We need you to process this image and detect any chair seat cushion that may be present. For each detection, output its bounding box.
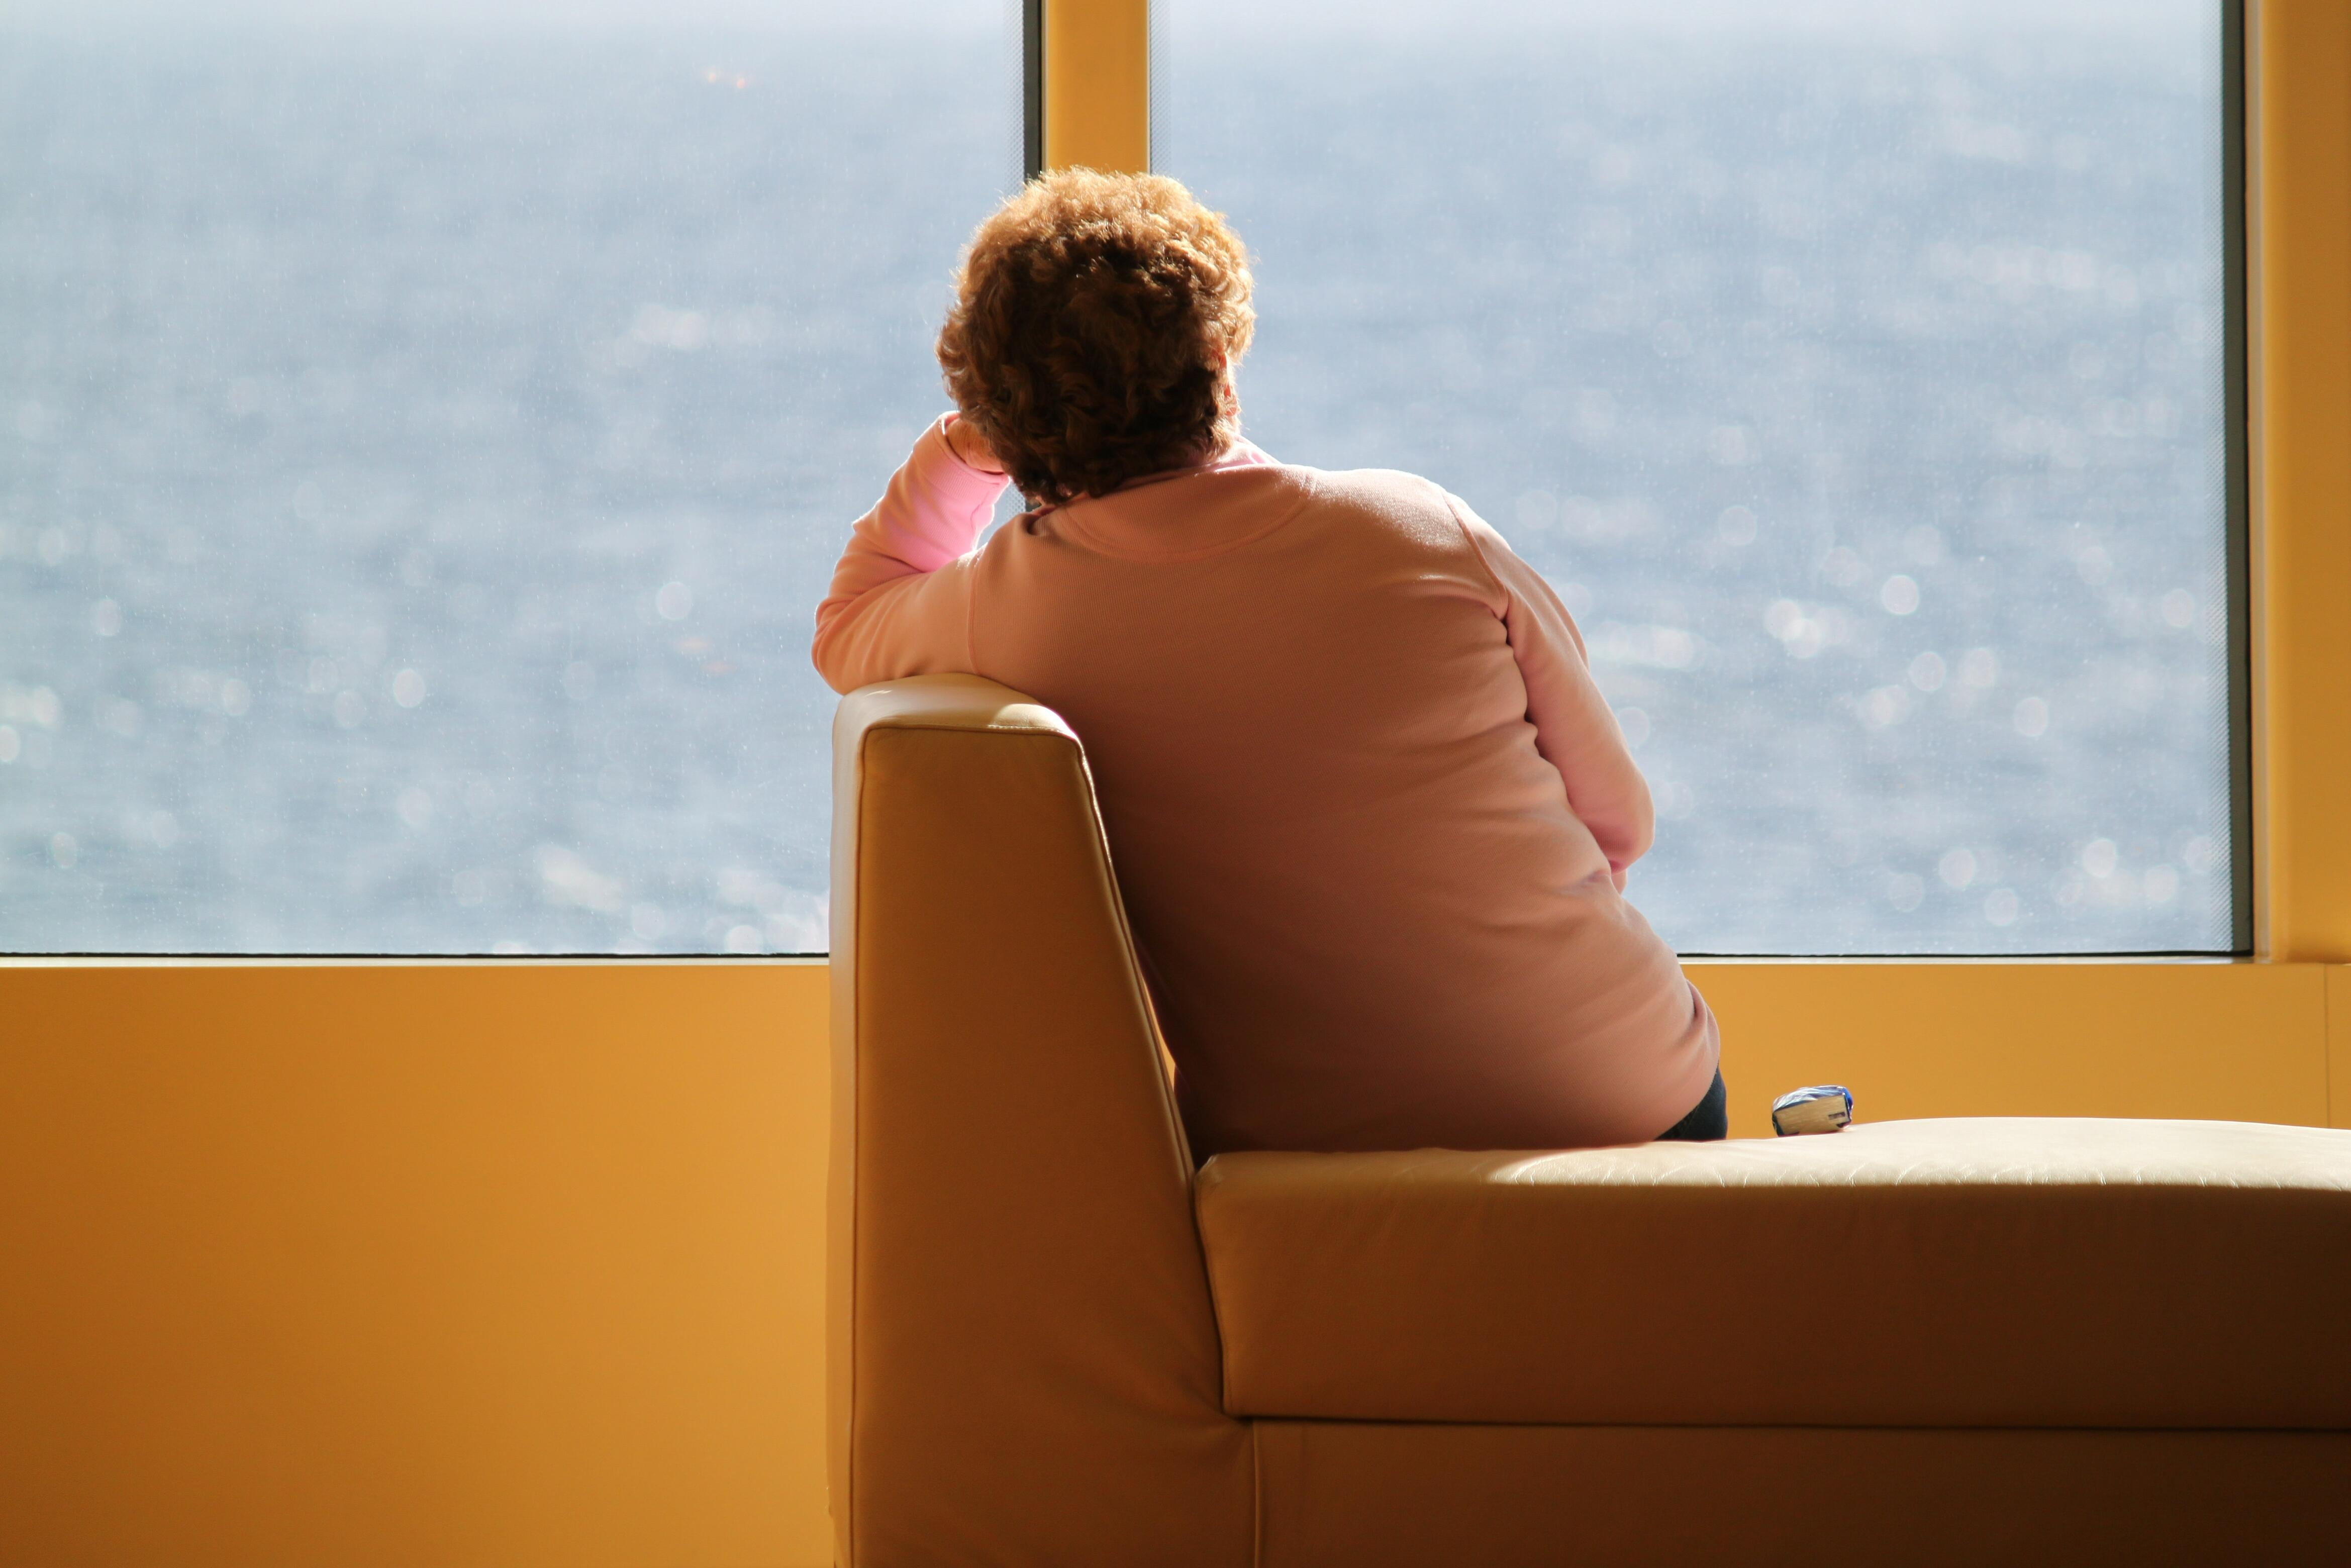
[1194,1117,2351,1429]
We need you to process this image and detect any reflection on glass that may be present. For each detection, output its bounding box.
[1162,0,2235,954]
[0,3,1013,952]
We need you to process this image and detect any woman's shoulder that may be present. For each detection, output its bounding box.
[1289,462,1478,552]
[1194,438,1456,525]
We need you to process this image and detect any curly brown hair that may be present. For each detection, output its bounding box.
[937,168,1255,506]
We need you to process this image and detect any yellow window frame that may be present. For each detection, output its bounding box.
[2,6,2345,1565]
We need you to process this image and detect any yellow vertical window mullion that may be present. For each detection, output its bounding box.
[1040,0,1152,175]
[2251,0,2351,966]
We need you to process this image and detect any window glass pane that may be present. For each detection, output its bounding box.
[1162,0,2236,954]
[1,2,1013,952]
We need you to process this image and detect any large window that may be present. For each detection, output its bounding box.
[5,1,2243,958]
[0,2,1014,952]
[1162,0,2242,954]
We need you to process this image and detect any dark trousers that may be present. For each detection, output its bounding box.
[1654,1067,1728,1142]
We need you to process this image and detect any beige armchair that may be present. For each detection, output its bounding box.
[828,674,2351,1567]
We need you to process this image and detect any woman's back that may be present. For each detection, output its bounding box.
[815,425,1718,1156]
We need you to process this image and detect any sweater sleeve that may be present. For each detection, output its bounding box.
[1449,496,1655,878]
[811,414,1012,695]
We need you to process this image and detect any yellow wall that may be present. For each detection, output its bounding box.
[1,963,830,1567]
[2,959,2342,1568]
[1703,960,2332,1135]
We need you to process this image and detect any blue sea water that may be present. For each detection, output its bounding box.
[0,11,2234,954]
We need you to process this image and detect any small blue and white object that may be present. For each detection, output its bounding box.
[1771,1084,1853,1136]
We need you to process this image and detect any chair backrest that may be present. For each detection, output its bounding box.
[828,675,1249,1567]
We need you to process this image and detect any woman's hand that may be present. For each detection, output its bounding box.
[943,415,1005,475]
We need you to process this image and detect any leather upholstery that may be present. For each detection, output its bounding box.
[1252,1422,2351,1567]
[829,677,1248,1568]
[831,675,2351,1565]
[1198,1119,2351,1428]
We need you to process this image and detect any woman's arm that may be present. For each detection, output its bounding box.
[811,415,1012,694]
[1450,498,1654,884]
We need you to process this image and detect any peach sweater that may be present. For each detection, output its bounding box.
[815,417,1719,1155]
